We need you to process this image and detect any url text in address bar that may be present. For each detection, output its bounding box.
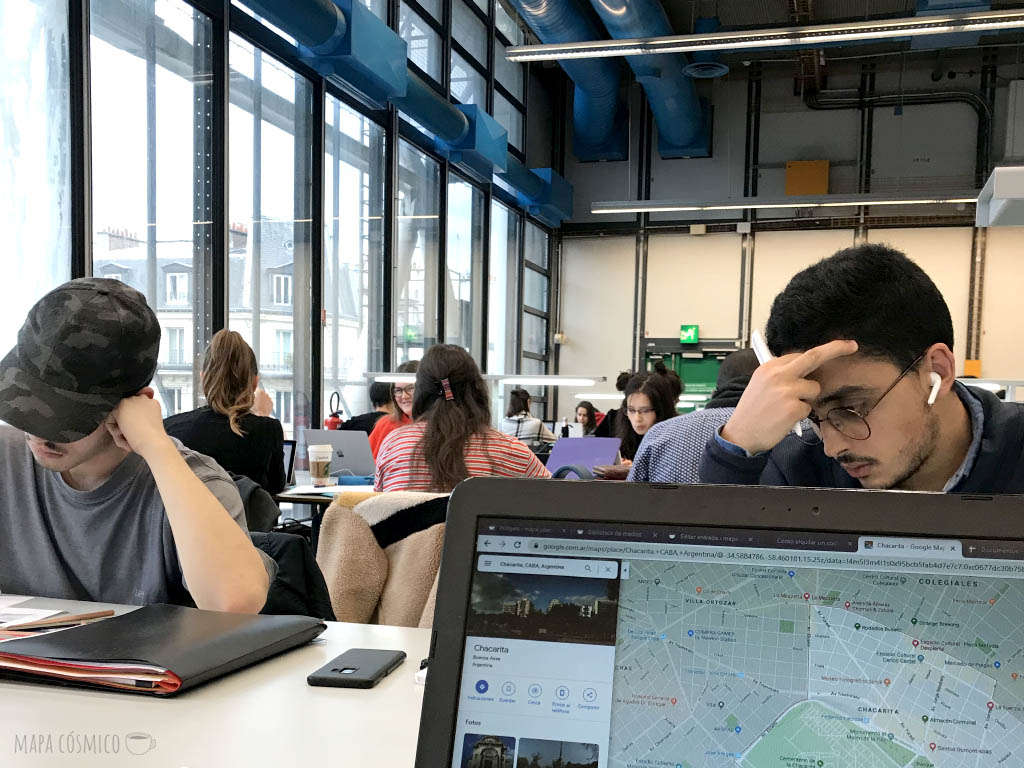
[521,538,1024,577]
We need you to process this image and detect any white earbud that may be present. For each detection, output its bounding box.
[927,372,941,406]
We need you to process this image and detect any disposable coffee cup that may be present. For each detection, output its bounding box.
[308,444,333,487]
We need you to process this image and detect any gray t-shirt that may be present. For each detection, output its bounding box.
[0,425,275,606]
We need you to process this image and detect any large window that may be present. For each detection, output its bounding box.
[90,0,214,418]
[522,222,551,415]
[399,3,442,83]
[323,96,385,422]
[228,35,314,439]
[446,178,485,359]
[395,141,441,364]
[0,0,71,356]
[487,201,520,375]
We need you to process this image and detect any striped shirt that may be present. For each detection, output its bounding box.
[375,422,552,492]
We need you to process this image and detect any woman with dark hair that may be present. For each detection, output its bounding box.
[501,388,557,445]
[575,401,598,436]
[653,360,684,401]
[368,360,420,459]
[617,372,678,462]
[165,329,285,493]
[594,370,633,438]
[375,345,551,492]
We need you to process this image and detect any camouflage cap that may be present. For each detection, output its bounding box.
[0,278,160,443]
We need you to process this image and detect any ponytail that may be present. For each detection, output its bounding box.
[411,345,491,491]
[201,330,259,437]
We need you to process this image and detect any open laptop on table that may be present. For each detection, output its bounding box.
[303,428,375,478]
[281,439,297,487]
[417,479,1024,768]
[545,437,620,476]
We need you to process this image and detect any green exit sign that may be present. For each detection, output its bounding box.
[680,324,700,344]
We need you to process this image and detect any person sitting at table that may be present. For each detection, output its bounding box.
[375,345,551,492]
[594,370,632,438]
[500,388,557,445]
[340,382,393,434]
[165,329,285,494]
[576,400,598,436]
[369,360,419,460]
[0,278,274,611]
[618,372,678,463]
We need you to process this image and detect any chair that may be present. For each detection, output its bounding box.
[231,473,281,533]
[316,491,449,628]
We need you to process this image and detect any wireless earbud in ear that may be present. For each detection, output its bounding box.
[927,372,941,406]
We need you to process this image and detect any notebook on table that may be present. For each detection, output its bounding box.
[0,603,325,695]
[416,478,1024,768]
[545,437,621,475]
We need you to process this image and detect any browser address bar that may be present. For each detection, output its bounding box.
[524,538,1024,576]
[477,555,618,579]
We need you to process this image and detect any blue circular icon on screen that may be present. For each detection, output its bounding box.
[995,661,1002,668]
[788,571,795,577]
[557,686,570,700]
[735,726,742,734]
[688,630,695,637]
[475,680,489,694]
[918,655,925,662]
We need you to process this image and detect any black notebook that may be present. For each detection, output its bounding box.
[0,604,326,695]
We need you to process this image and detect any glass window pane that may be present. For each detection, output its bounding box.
[90,0,212,419]
[323,96,385,424]
[395,141,441,364]
[525,221,549,269]
[520,357,547,407]
[494,39,524,101]
[228,36,315,441]
[488,201,520,375]
[361,0,388,20]
[493,91,523,151]
[496,0,522,44]
[524,268,548,312]
[416,0,441,19]
[446,178,485,359]
[523,313,547,356]
[453,1,487,65]
[0,0,71,357]
[451,51,486,106]
[400,3,442,82]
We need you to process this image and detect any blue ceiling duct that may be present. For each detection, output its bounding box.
[589,0,710,159]
[509,0,628,161]
[236,0,573,225]
[913,0,990,49]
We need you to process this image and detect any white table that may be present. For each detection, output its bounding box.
[0,598,431,767]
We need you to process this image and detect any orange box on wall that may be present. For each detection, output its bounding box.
[785,160,830,196]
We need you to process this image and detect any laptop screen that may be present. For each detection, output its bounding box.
[282,439,296,485]
[450,517,1024,768]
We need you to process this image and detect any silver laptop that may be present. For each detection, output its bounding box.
[304,429,375,477]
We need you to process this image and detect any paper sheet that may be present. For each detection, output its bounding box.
[0,608,61,628]
[279,483,373,497]
[0,596,30,609]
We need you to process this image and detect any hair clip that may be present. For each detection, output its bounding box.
[440,378,454,401]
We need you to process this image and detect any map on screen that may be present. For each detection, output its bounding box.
[611,560,1023,768]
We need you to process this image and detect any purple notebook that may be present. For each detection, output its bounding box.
[545,437,622,472]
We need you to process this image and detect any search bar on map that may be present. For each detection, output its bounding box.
[477,555,618,579]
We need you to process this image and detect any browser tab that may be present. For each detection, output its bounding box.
[857,536,962,558]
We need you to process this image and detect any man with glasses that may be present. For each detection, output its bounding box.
[700,244,1024,493]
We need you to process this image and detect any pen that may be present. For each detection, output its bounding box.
[751,329,803,438]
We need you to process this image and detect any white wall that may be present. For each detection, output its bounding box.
[750,230,855,336]
[867,228,973,375]
[644,233,742,339]
[981,227,1024,379]
[558,236,637,410]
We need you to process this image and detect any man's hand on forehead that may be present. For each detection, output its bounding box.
[720,340,859,455]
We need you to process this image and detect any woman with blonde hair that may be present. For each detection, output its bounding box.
[165,329,285,493]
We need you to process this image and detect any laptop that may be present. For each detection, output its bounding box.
[303,429,375,477]
[545,437,620,474]
[416,479,1024,768]
[281,439,297,486]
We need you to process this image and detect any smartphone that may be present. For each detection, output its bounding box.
[307,649,407,689]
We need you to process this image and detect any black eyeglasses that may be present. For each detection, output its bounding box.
[802,353,926,442]
[392,385,415,397]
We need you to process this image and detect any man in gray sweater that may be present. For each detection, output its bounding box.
[0,278,273,610]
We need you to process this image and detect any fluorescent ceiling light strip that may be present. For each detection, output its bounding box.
[678,394,710,402]
[592,195,978,215]
[374,374,417,383]
[501,377,596,387]
[575,393,625,401]
[506,10,1024,62]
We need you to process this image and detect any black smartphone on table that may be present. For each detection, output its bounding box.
[307,648,407,689]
